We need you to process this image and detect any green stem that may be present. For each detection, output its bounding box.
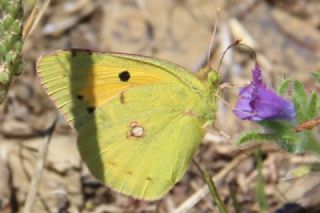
[204,171,228,213]
[255,149,268,211]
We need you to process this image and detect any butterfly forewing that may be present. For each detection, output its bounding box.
[37,49,214,200]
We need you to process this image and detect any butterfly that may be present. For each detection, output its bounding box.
[36,49,219,200]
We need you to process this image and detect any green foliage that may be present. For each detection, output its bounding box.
[235,132,277,145]
[313,71,320,83]
[236,74,320,155]
[313,71,320,112]
[293,80,307,121]
[0,0,24,103]
[278,78,292,96]
[307,93,317,120]
[291,77,320,154]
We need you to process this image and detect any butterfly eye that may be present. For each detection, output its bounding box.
[119,70,130,82]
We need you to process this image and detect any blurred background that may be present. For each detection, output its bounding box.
[1,0,320,212]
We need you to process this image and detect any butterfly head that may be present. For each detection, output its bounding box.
[195,69,220,125]
[207,69,220,90]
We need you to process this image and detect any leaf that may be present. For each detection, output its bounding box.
[278,78,292,96]
[306,93,317,120]
[257,120,298,153]
[235,132,277,145]
[293,80,307,121]
[276,135,299,153]
[313,71,320,84]
[259,120,289,133]
[293,80,307,106]
[289,166,312,179]
[304,132,320,154]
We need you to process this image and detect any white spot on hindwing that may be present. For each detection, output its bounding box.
[127,121,145,139]
[131,126,144,137]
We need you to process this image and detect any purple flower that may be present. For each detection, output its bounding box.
[233,65,295,121]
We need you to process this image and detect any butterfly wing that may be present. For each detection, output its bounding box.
[37,49,213,200]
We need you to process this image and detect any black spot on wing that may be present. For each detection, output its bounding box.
[76,95,84,100]
[119,70,130,82]
[70,49,93,57]
[86,107,95,114]
[70,50,78,57]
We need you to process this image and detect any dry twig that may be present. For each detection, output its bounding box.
[23,117,57,213]
[174,151,252,213]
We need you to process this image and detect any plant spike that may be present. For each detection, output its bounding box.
[0,0,24,103]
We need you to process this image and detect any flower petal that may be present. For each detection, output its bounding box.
[233,65,295,121]
[252,65,264,86]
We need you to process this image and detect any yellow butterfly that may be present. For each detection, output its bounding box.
[37,49,219,200]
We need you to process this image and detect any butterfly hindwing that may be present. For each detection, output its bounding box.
[78,83,205,199]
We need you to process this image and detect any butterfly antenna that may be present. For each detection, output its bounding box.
[238,43,258,64]
[217,39,240,71]
[218,40,258,71]
[206,8,221,71]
